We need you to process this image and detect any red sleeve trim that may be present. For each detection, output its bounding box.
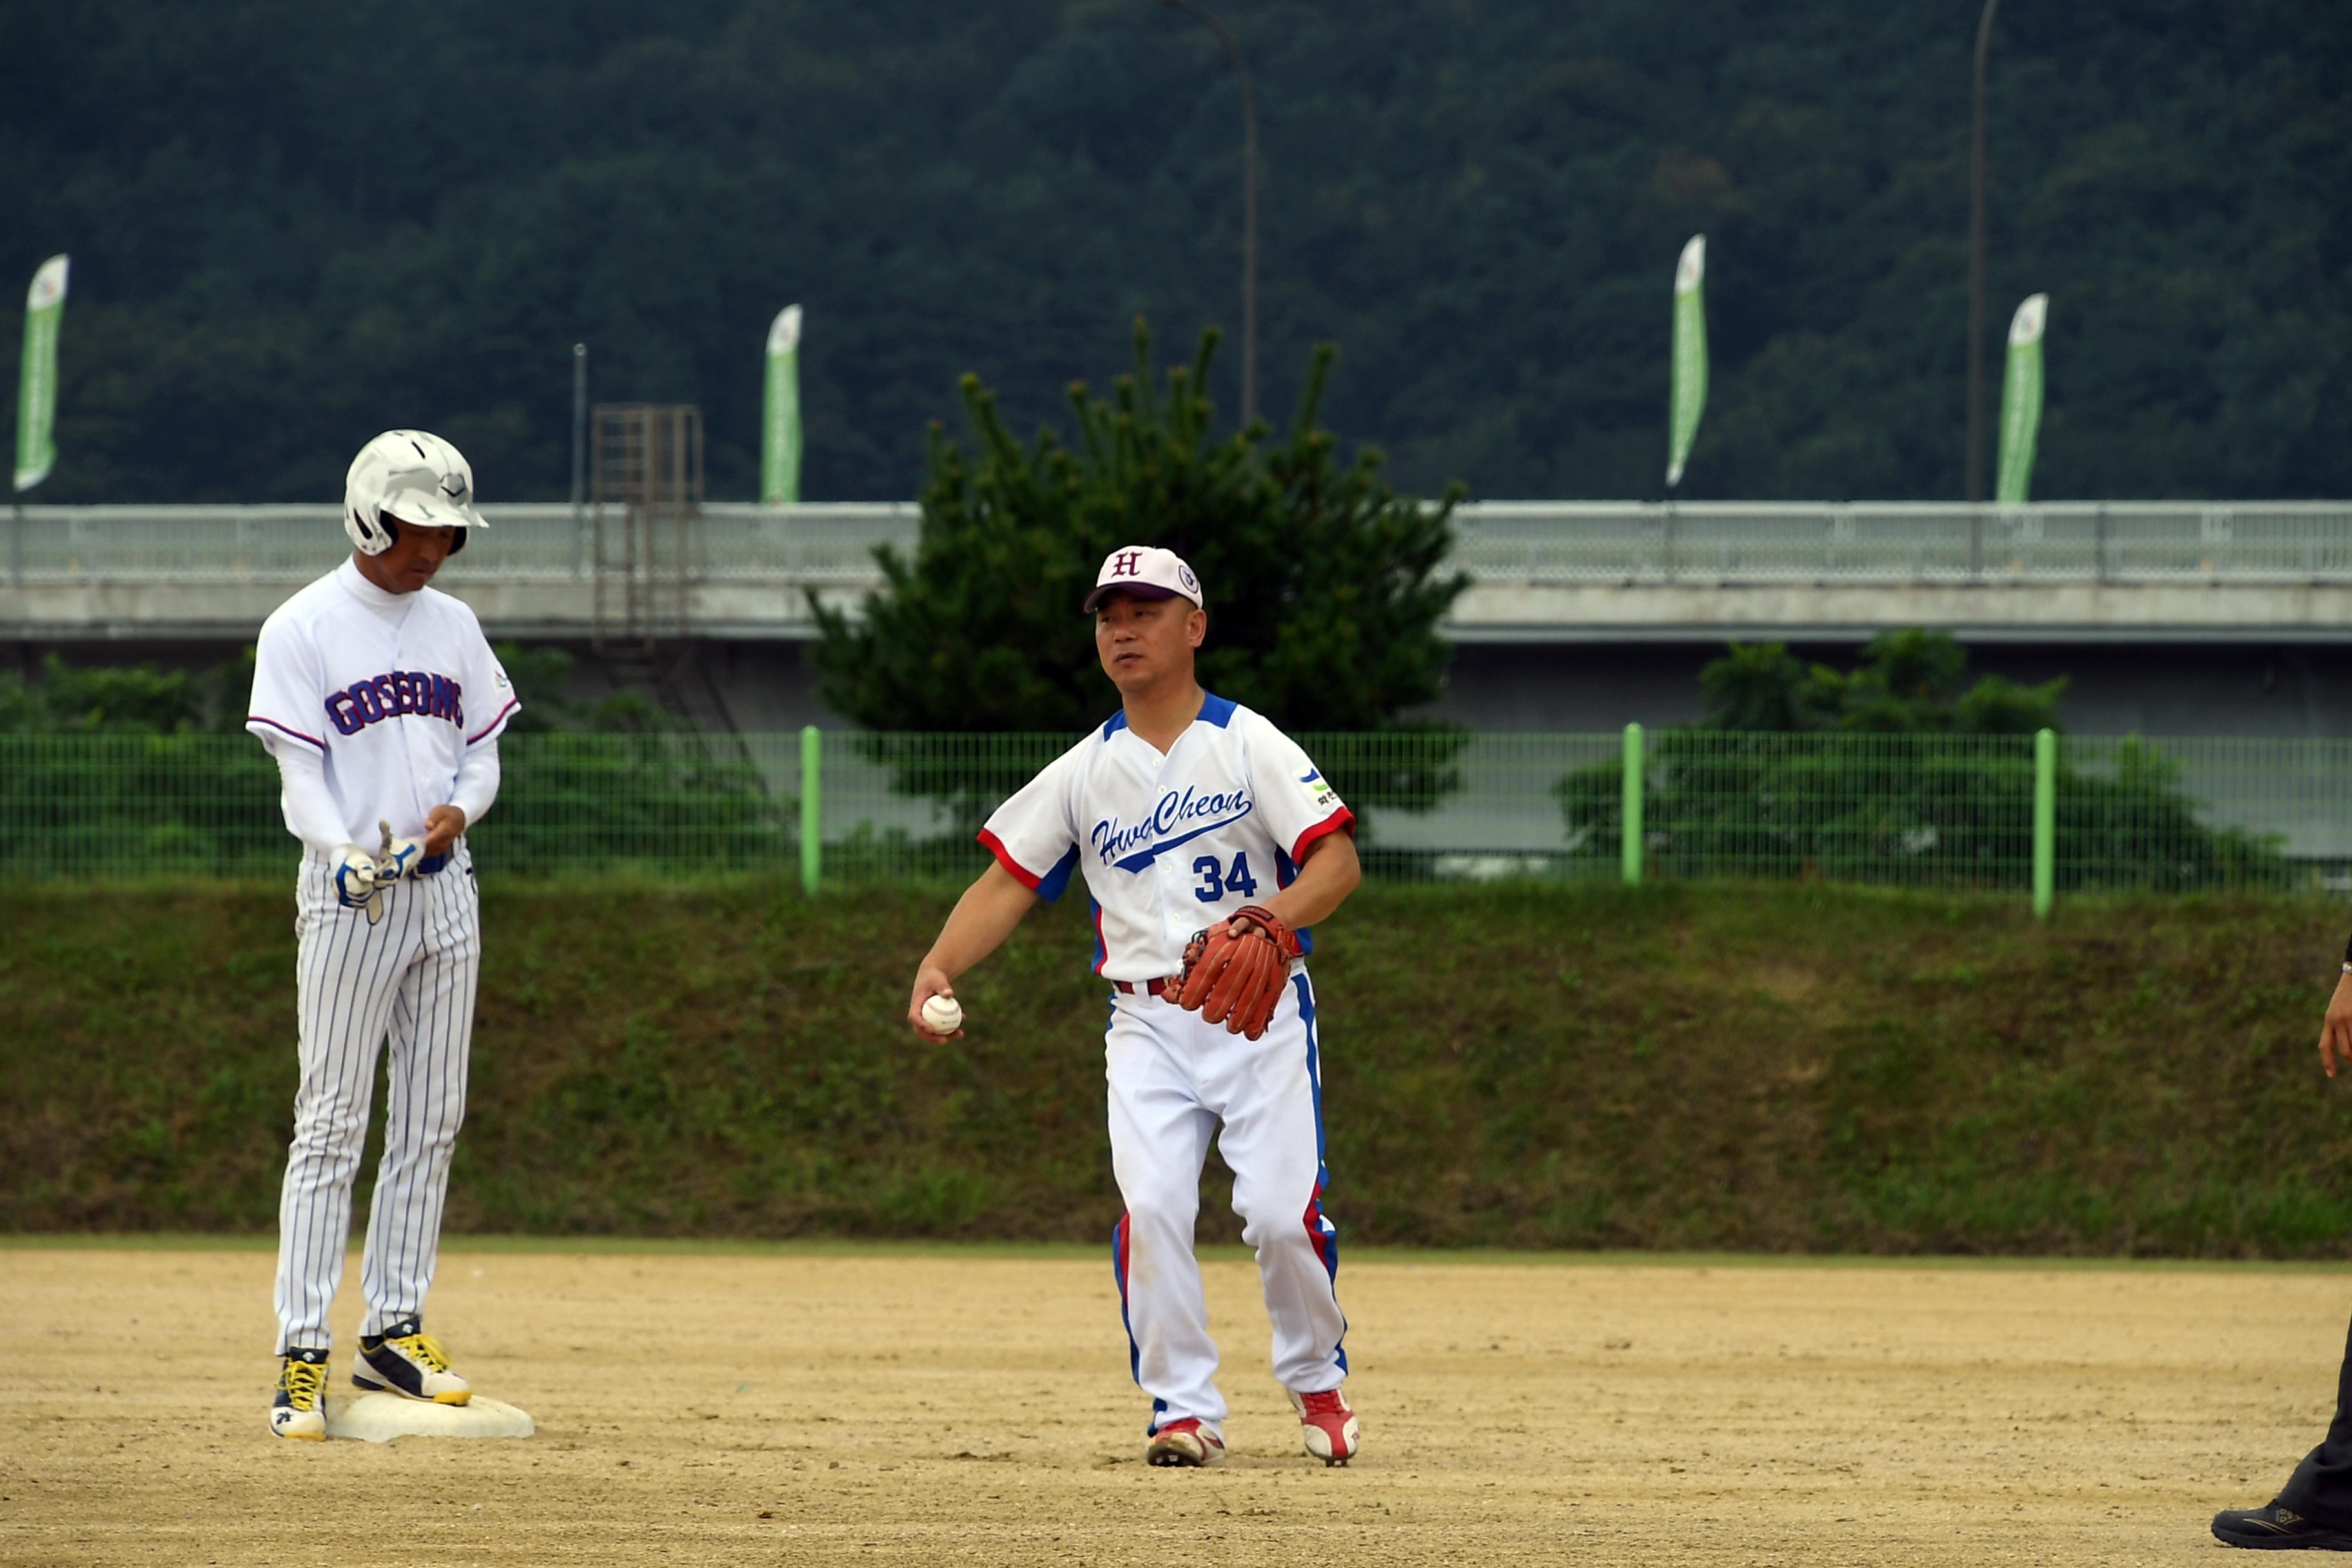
[466,696,522,745]
[1289,806,1357,866]
[977,827,1044,891]
[248,716,326,751]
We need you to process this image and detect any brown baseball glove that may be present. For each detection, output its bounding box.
[1175,905,1303,1040]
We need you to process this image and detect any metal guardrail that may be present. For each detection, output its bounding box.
[0,502,919,587]
[7,500,2352,589]
[1451,501,2352,583]
[1,729,2340,895]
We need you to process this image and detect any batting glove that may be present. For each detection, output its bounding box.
[331,845,384,910]
[379,835,426,881]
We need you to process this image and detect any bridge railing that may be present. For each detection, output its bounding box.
[0,502,919,586]
[1451,502,2352,583]
[7,501,2352,588]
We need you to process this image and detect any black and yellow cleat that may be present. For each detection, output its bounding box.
[2212,1503,2352,1550]
[353,1317,471,1406]
[270,1348,329,1440]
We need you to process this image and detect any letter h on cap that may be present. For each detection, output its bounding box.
[1111,550,1144,577]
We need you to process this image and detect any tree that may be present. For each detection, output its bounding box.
[9,1,2352,504]
[471,645,785,872]
[1556,633,2286,890]
[812,321,1469,841]
[0,651,250,735]
[1695,630,2065,735]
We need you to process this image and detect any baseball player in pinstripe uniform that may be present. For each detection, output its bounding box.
[906,545,1364,1468]
[246,430,520,1440]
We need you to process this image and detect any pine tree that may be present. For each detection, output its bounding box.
[814,319,1465,733]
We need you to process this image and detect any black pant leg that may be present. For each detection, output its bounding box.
[2275,1311,2352,1529]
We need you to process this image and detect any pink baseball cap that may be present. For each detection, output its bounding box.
[1082,545,1205,614]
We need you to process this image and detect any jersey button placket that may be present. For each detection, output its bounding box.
[1133,740,1171,969]
[1162,854,1195,959]
[389,628,431,839]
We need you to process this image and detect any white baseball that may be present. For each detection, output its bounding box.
[920,994,964,1033]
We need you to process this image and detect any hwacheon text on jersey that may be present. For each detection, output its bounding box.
[324,671,464,736]
[1092,785,1254,871]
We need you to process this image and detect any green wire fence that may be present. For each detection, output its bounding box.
[1,727,2339,910]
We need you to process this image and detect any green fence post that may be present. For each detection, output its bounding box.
[1622,722,1645,886]
[799,725,822,897]
[2032,727,2055,919]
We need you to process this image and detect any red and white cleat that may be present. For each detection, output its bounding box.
[1289,1386,1360,1465]
[1145,1417,1228,1467]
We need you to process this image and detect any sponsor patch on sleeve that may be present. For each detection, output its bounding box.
[1298,767,1341,812]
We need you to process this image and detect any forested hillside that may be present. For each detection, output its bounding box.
[3,0,2344,504]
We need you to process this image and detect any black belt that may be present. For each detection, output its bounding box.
[415,851,450,876]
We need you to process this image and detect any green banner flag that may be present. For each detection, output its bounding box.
[1665,235,1707,489]
[14,254,68,493]
[761,304,803,504]
[1995,293,2047,505]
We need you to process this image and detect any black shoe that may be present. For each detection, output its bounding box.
[352,1316,471,1405]
[2213,1504,2352,1550]
[268,1348,329,1440]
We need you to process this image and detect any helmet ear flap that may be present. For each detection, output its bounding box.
[344,501,395,556]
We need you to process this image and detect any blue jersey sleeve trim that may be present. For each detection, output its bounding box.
[1197,692,1237,728]
[1100,710,1130,740]
[1273,844,1316,956]
[1036,844,1080,903]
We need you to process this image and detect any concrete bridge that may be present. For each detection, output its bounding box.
[7,500,2351,644]
[5,500,2348,739]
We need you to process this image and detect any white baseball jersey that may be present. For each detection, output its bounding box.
[978,693,1353,979]
[246,559,519,845]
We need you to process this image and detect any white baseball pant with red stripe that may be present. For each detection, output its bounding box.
[1108,970,1348,1437]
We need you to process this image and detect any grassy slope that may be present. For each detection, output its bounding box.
[5,880,2349,1255]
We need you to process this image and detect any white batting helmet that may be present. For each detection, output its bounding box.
[344,429,489,557]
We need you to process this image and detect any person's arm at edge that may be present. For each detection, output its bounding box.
[906,861,1041,1039]
[2320,937,2352,1078]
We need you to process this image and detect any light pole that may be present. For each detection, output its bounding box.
[1161,0,1259,427]
[571,342,588,579]
[571,342,589,508]
[1965,0,2001,504]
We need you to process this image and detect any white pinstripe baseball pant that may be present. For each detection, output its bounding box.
[273,845,481,1355]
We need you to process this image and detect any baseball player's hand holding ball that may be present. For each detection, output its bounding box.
[908,968,964,1041]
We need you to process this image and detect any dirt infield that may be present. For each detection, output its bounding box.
[3,1244,2343,1566]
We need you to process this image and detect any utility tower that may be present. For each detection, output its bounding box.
[591,403,703,652]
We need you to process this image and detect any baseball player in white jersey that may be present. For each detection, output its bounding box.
[906,545,1365,1468]
[245,430,519,1440]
